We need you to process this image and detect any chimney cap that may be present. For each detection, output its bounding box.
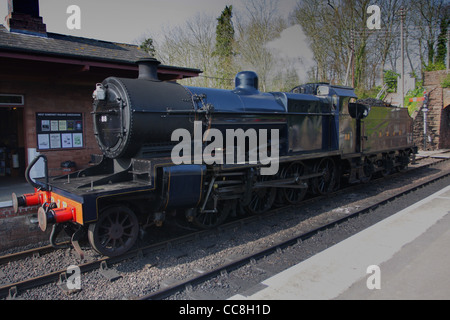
[137,57,161,65]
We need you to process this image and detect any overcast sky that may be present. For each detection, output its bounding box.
[1,0,299,43]
[0,0,314,81]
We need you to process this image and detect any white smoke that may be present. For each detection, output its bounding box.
[266,24,315,83]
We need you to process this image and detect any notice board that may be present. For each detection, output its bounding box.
[36,113,83,150]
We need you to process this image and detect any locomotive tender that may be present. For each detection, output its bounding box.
[12,58,416,257]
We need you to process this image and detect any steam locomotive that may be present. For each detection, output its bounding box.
[12,58,416,257]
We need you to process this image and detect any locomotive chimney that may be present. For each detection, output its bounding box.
[137,58,161,81]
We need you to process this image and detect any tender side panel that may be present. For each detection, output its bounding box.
[363,107,414,153]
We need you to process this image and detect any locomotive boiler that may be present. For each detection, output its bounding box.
[12,58,417,257]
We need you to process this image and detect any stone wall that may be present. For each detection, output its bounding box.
[413,71,449,150]
[423,70,448,86]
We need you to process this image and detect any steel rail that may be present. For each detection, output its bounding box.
[139,163,450,300]
[0,155,448,299]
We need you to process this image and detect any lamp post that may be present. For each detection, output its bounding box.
[399,7,405,108]
[423,91,429,150]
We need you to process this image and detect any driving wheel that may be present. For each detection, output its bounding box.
[88,205,139,257]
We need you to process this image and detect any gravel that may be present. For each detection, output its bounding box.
[2,159,450,300]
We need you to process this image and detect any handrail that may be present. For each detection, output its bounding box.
[25,154,50,191]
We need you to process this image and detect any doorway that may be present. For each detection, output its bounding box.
[0,107,25,179]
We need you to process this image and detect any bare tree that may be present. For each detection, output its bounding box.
[374,0,404,83]
[234,0,287,92]
[291,0,371,86]
[409,0,447,69]
[155,13,217,87]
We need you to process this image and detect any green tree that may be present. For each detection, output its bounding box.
[435,15,449,68]
[384,69,400,93]
[214,6,235,89]
[140,38,156,58]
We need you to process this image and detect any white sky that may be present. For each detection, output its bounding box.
[0,0,314,81]
[1,0,298,44]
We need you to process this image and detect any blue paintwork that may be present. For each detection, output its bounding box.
[162,164,206,210]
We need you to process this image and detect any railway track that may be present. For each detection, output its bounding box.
[138,157,450,300]
[1,152,449,299]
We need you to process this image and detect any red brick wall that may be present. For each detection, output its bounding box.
[0,205,39,219]
[1,80,101,175]
[0,211,51,252]
[414,71,450,150]
[423,70,448,86]
[0,205,49,253]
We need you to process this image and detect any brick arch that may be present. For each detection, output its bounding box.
[440,104,450,149]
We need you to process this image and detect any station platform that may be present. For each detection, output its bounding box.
[230,184,450,300]
[0,176,33,206]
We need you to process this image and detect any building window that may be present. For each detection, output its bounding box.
[0,94,24,106]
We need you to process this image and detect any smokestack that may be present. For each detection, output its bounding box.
[5,0,47,36]
[137,58,161,81]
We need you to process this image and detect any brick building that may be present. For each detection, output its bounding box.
[0,0,201,251]
[0,0,201,179]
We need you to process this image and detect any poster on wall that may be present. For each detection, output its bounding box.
[50,133,61,149]
[37,134,50,149]
[51,120,59,131]
[73,133,83,148]
[62,133,73,148]
[36,113,83,151]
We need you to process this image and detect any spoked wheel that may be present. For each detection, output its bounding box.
[88,205,139,257]
[313,157,338,195]
[360,157,374,183]
[282,161,308,204]
[397,151,410,172]
[192,197,233,229]
[245,176,276,214]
